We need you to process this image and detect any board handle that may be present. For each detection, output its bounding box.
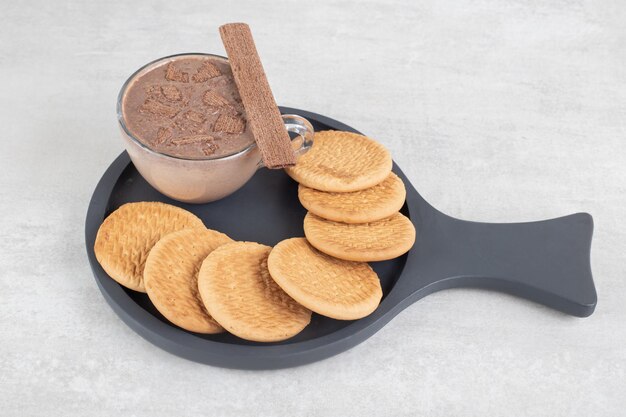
[399,211,597,317]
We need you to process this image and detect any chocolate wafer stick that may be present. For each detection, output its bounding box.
[219,23,296,169]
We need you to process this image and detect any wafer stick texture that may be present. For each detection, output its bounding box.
[219,23,296,168]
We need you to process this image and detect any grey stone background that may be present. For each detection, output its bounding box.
[1,0,624,415]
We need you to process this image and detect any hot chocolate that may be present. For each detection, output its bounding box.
[117,53,314,203]
[121,55,254,159]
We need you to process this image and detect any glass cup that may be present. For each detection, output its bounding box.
[117,53,314,203]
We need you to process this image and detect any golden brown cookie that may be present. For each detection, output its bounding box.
[298,172,406,223]
[94,202,205,292]
[285,130,392,192]
[143,228,232,333]
[268,238,382,320]
[303,212,416,262]
[198,242,311,342]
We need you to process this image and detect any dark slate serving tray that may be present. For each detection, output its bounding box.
[85,107,597,369]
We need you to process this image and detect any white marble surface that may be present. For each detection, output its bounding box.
[1,0,625,415]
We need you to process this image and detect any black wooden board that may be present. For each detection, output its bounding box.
[85,107,597,369]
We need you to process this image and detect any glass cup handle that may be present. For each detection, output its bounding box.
[282,114,314,157]
[257,114,315,169]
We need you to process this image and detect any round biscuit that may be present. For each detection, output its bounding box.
[268,238,382,320]
[298,172,406,223]
[143,228,233,333]
[94,202,205,292]
[198,242,311,342]
[303,212,416,262]
[285,130,392,192]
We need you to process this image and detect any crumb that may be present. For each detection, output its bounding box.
[155,127,172,144]
[202,142,219,156]
[202,90,230,107]
[161,85,182,101]
[139,99,178,118]
[174,110,206,133]
[183,110,205,124]
[213,114,246,134]
[192,61,221,83]
[169,135,215,146]
[165,63,189,83]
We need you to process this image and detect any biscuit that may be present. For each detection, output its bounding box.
[268,238,382,320]
[303,212,416,262]
[94,202,205,292]
[143,228,232,333]
[298,172,406,223]
[285,130,392,192]
[198,242,311,342]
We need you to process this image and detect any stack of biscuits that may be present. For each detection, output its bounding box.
[94,131,415,343]
[286,130,416,262]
